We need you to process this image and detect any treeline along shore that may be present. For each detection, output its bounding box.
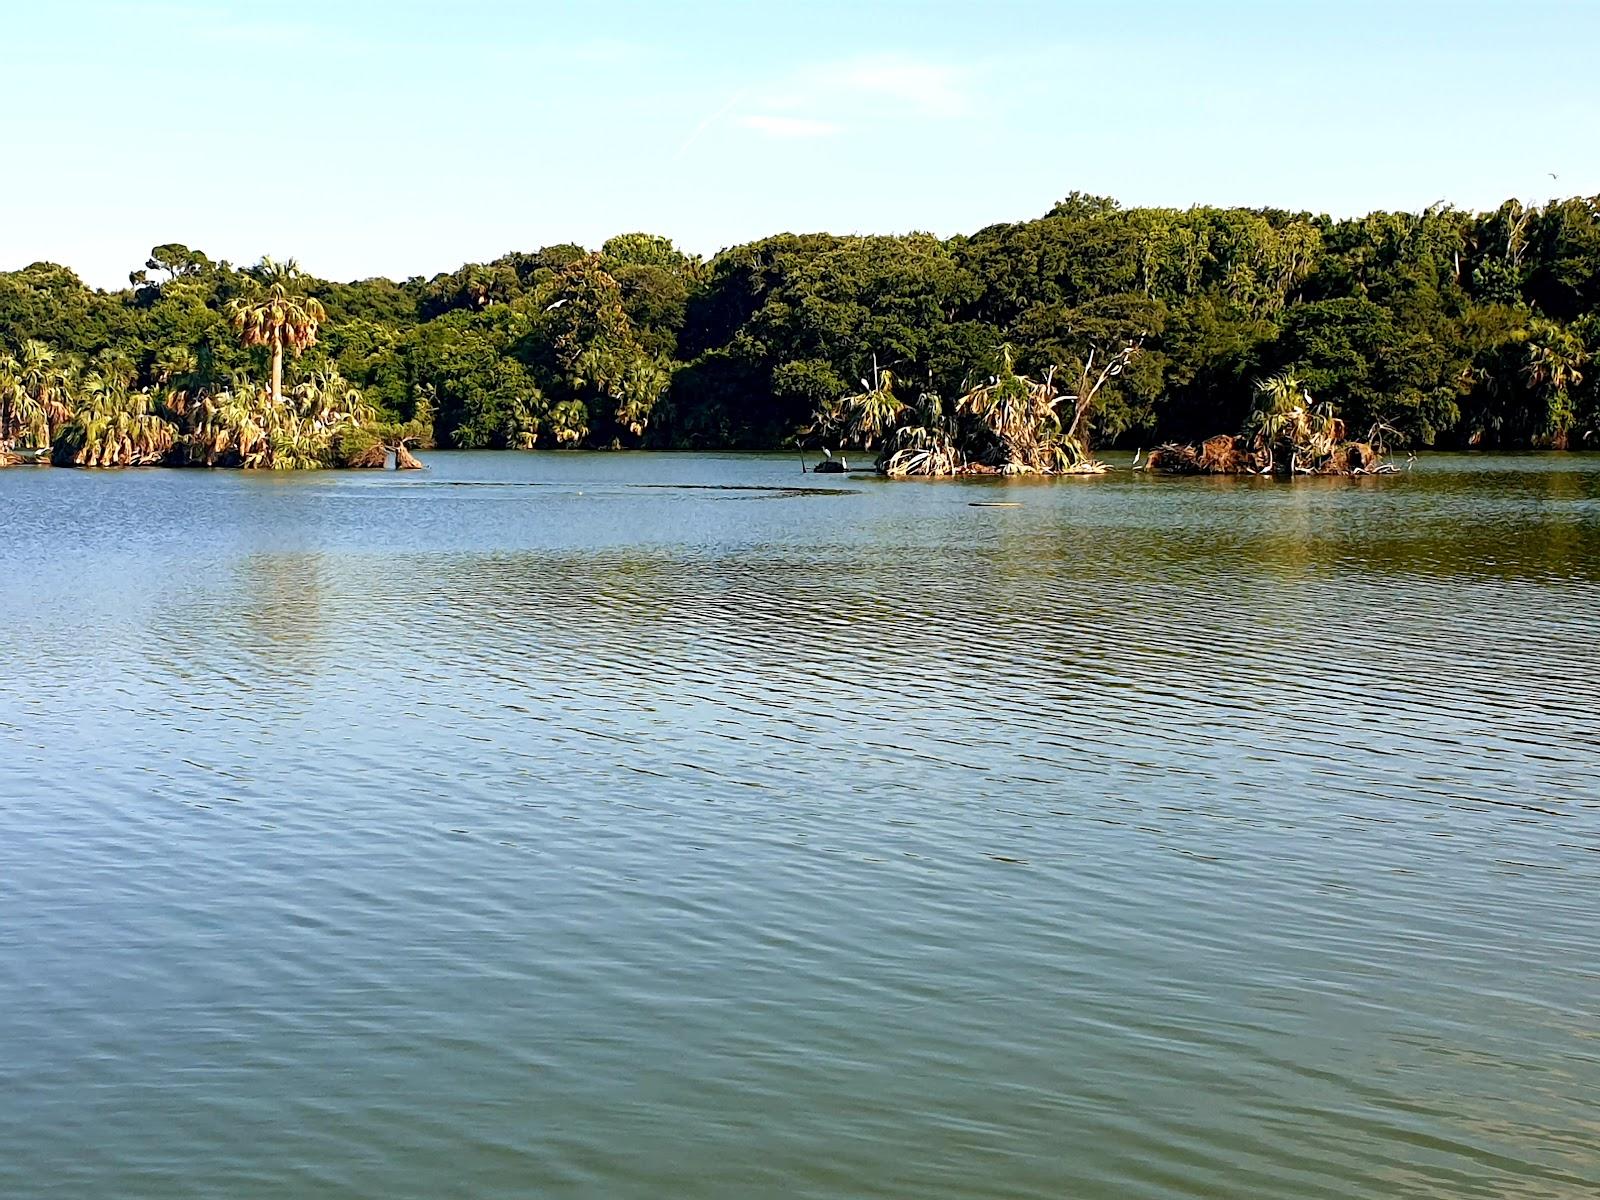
[1,193,1596,473]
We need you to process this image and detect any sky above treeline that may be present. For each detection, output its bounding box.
[3,0,1597,290]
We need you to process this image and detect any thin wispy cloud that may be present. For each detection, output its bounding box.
[735,114,841,139]
[811,55,974,119]
[673,91,748,160]
[726,52,979,144]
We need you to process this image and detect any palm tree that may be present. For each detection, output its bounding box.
[227,258,327,409]
[1247,370,1343,473]
[52,370,176,467]
[176,369,372,469]
[495,387,543,450]
[0,350,19,448]
[839,362,906,449]
[547,398,589,446]
[805,358,906,457]
[1523,317,1588,446]
[1,340,76,449]
[881,391,961,477]
[956,345,1096,473]
[1249,371,1304,472]
[287,368,374,433]
[154,337,236,426]
[608,356,666,439]
[181,385,269,467]
[958,360,1045,470]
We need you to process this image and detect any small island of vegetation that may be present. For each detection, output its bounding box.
[0,258,428,470]
[808,352,1397,478]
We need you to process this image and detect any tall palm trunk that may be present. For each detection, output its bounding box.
[270,333,284,408]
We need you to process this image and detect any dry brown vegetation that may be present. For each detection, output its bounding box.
[1145,372,1397,477]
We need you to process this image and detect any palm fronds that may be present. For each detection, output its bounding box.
[956,347,1077,473]
[1246,370,1344,472]
[881,391,962,477]
[227,284,326,357]
[226,258,327,407]
[816,362,905,452]
[51,372,176,467]
[1,340,77,449]
[546,398,589,446]
[802,342,1138,477]
[174,368,372,469]
[1147,372,1393,476]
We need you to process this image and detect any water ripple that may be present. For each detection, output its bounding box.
[1,451,1597,1199]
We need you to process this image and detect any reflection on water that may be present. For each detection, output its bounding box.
[1,451,1597,1200]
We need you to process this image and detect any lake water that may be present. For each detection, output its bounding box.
[1,451,1597,1199]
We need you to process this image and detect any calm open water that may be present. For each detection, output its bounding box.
[1,451,1597,1199]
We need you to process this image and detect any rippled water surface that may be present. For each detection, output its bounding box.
[2,451,1598,1199]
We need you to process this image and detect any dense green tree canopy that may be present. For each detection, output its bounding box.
[3,195,1597,454]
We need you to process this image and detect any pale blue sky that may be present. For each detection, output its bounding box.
[3,0,1596,289]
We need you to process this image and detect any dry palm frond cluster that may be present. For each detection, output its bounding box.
[1144,371,1394,476]
[177,372,375,469]
[954,356,1101,475]
[225,258,327,409]
[228,284,325,359]
[51,372,177,466]
[881,391,961,477]
[2,358,378,470]
[0,340,76,451]
[818,344,1139,477]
